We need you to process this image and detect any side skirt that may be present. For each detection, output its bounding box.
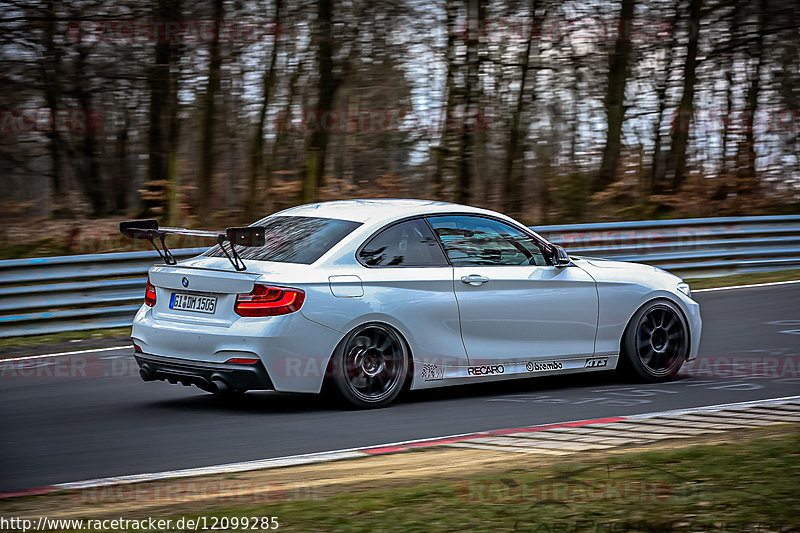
[410,353,619,390]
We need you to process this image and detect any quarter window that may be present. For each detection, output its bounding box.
[359,219,448,267]
[427,215,547,266]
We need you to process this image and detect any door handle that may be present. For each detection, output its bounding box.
[461,274,489,286]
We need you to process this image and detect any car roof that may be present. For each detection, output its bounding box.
[273,198,500,225]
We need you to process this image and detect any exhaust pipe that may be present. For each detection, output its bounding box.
[139,364,156,382]
[210,374,230,395]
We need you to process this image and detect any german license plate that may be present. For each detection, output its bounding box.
[169,293,217,314]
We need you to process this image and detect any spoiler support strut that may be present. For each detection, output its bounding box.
[217,234,246,271]
[151,231,177,265]
[120,219,265,271]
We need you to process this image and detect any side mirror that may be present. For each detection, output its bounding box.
[551,245,572,267]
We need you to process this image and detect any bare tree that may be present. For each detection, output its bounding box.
[595,0,635,192]
[664,0,702,191]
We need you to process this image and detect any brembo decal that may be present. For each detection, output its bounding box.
[526,361,563,372]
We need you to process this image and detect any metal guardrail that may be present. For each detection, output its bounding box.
[1,215,799,338]
[535,215,800,276]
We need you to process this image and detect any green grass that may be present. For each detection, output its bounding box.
[685,269,800,289]
[159,429,800,532]
[0,239,72,260]
[0,327,130,352]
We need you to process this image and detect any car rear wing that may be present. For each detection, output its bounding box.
[120,219,265,271]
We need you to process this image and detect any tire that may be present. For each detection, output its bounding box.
[329,323,409,409]
[619,300,689,382]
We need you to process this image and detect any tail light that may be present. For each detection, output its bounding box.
[234,284,305,317]
[144,276,156,307]
[225,358,260,364]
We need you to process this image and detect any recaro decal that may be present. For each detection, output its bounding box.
[467,365,505,376]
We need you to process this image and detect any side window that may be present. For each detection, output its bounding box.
[427,215,547,267]
[359,219,448,267]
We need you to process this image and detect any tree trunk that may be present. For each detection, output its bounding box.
[144,0,180,217]
[300,0,338,204]
[650,9,679,194]
[114,109,130,212]
[736,0,766,198]
[595,0,635,192]
[267,62,302,212]
[198,0,224,221]
[433,0,459,199]
[41,0,64,212]
[665,0,702,191]
[247,0,282,219]
[454,0,483,205]
[166,7,182,226]
[502,0,537,218]
[73,50,106,217]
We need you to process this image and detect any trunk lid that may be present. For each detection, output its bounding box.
[149,264,260,294]
[147,261,261,326]
[146,257,315,326]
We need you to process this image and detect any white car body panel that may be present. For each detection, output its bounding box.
[575,257,701,362]
[452,264,598,364]
[130,199,702,396]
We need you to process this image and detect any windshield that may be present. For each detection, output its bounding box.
[204,215,361,264]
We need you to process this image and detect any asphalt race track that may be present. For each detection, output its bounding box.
[1,283,799,492]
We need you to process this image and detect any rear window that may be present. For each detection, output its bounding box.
[204,216,361,264]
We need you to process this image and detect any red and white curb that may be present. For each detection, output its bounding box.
[441,396,800,455]
[2,395,798,500]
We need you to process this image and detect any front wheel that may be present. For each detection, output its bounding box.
[619,300,689,381]
[330,323,409,409]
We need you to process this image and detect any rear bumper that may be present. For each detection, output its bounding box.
[131,303,344,394]
[134,352,274,393]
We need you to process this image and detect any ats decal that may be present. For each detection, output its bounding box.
[467,365,505,376]
[585,357,609,368]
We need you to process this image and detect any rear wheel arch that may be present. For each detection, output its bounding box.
[323,321,415,408]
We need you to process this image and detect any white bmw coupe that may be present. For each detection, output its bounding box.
[121,199,701,408]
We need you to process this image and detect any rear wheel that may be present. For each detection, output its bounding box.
[330,323,409,408]
[620,300,689,381]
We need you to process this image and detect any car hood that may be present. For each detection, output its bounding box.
[572,255,683,289]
